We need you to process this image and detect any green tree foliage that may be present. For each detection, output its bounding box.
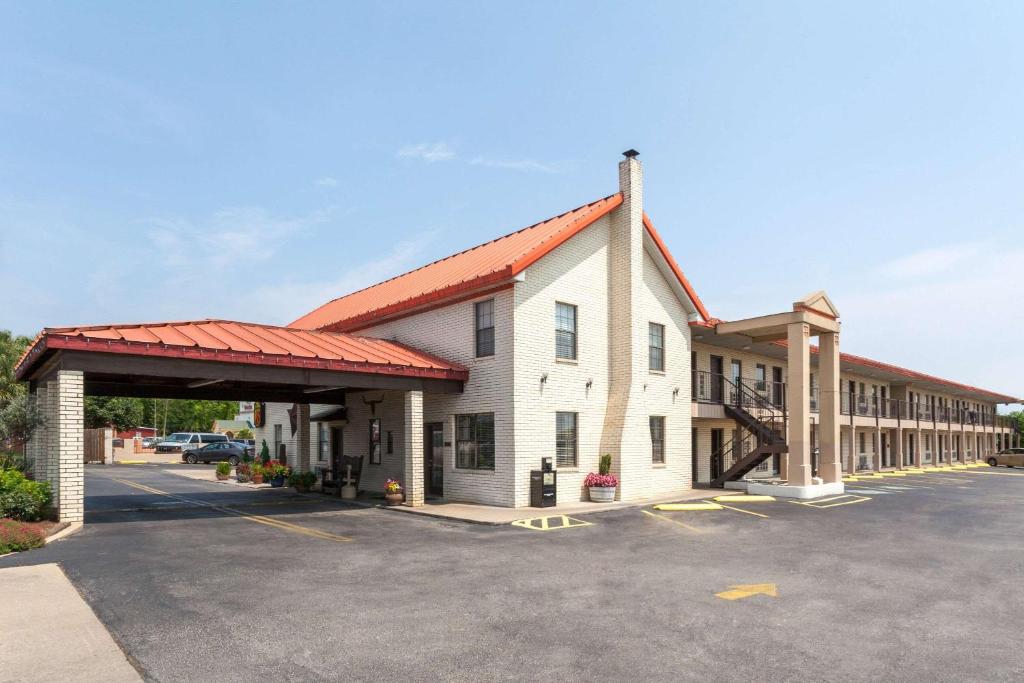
[0,394,45,446]
[235,427,254,440]
[0,330,32,407]
[153,399,239,434]
[84,396,145,432]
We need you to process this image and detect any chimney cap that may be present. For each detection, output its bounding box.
[622,149,640,159]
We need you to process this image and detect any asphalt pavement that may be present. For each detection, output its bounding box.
[3,464,1023,682]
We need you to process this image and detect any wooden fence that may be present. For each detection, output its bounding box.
[84,428,106,463]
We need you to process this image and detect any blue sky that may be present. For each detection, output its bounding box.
[1,1,1021,403]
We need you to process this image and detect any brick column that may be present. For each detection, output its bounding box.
[403,391,424,507]
[55,370,84,523]
[296,403,311,473]
[45,380,60,496]
[873,427,882,471]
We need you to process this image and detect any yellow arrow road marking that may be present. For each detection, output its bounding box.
[715,583,778,600]
[111,478,352,542]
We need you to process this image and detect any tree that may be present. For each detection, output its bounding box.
[0,394,45,446]
[84,397,145,432]
[235,427,253,440]
[0,330,32,408]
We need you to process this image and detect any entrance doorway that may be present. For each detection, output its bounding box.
[425,423,444,497]
[710,428,724,480]
[710,356,724,403]
[330,426,344,478]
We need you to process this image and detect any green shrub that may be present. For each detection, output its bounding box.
[599,453,612,476]
[0,468,51,521]
[215,461,231,476]
[0,452,27,472]
[0,518,46,554]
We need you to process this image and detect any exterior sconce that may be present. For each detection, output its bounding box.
[586,378,593,389]
[540,373,548,384]
[672,387,680,398]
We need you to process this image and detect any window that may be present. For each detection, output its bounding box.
[456,413,495,470]
[273,425,282,456]
[318,423,330,461]
[474,299,495,357]
[555,412,578,467]
[650,416,665,464]
[555,302,577,360]
[755,364,767,392]
[859,432,866,453]
[649,323,665,371]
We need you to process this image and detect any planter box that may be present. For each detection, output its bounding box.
[589,486,616,503]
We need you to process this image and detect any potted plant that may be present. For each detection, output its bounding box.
[250,461,265,485]
[265,460,290,488]
[236,463,252,483]
[585,454,618,502]
[215,461,231,481]
[288,471,317,493]
[383,478,403,505]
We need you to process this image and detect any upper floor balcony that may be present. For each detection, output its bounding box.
[692,370,1016,430]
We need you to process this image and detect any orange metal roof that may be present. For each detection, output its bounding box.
[291,193,711,332]
[15,320,468,382]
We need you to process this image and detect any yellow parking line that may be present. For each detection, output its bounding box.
[510,515,592,531]
[716,502,769,518]
[713,494,775,503]
[654,502,723,511]
[111,478,352,542]
[967,469,1024,477]
[641,509,703,533]
[792,494,872,509]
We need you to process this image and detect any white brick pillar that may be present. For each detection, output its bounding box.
[55,370,84,522]
[45,380,60,495]
[818,331,841,483]
[403,391,424,507]
[296,403,311,473]
[893,427,903,470]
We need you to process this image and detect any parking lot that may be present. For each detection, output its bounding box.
[3,464,1024,682]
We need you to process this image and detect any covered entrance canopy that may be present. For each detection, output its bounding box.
[15,320,468,522]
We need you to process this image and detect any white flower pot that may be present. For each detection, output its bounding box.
[589,486,616,503]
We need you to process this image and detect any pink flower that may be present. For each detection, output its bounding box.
[583,473,618,488]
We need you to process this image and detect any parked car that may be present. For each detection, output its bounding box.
[182,442,247,465]
[141,436,160,449]
[155,432,228,454]
[230,440,256,457]
[988,448,1024,468]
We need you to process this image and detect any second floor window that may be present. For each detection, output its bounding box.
[475,299,495,357]
[649,323,665,372]
[555,302,577,360]
[555,412,578,467]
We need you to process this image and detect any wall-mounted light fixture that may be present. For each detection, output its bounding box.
[672,387,680,398]
[540,373,548,384]
[586,378,593,389]
[742,345,752,351]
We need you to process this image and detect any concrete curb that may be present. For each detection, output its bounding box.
[45,521,84,544]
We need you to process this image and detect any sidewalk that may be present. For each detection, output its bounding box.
[0,563,141,683]
[390,488,734,525]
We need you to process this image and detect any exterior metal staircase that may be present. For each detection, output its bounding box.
[710,377,788,488]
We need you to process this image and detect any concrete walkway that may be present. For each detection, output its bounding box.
[0,563,141,683]
[391,487,734,524]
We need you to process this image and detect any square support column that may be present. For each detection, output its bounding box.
[893,427,903,469]
[818,331,841,483]
[54,370,84,523]
[786,322,812,486]
[403,391,424,507]
[296,403,311,473]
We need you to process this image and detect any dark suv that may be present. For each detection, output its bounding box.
[182,442,247,465]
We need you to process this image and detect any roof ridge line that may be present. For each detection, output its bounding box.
[292,193,619,320]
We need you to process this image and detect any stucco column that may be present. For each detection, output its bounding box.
[818,331,841,483]
[403,391,424,507]
[296,403,310,473]
[893,427,903,469]
[914,429,923,467]
[53,371,84,523]
[873,427,882,470]
[786,322,812,486]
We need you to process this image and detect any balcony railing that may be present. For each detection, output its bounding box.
[692,371,1014,431]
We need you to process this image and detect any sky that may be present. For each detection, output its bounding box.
[1,1,1021,406]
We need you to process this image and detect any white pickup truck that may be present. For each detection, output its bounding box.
[154,432,229,454]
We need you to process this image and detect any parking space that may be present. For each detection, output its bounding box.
[3,464,1024,681]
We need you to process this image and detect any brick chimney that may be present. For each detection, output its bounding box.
[599,150,651,501]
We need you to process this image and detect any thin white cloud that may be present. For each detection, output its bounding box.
[875,242,983,279]
[315,177,338,187]
[469,156,564,174]
[397,142,456,162]
[246,229,439,325]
